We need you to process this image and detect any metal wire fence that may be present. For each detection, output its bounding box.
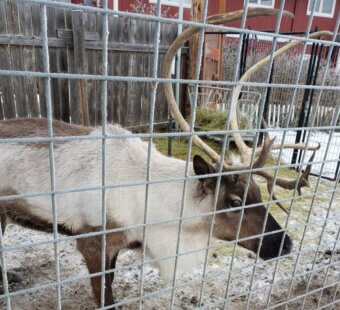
[0,0,339,309]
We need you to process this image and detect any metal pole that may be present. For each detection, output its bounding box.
[259,59,275,145]
[291,39,317,166]
[301,43,324,143]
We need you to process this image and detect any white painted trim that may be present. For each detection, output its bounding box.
[306,0,336,18]
[149,0,191,9]
[248,0,275,9]
[114,0,118,10]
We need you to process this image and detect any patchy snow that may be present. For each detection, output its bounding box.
[1,177,339,309]
[269,130,340,179]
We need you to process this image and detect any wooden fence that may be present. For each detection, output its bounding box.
[0,0,186,127]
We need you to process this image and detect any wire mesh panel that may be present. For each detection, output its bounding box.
[0,0,339,310]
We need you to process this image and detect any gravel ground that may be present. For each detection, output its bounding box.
[1,176,339,310]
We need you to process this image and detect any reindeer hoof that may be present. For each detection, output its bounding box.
[0,271,23,294]
[0,270,23,284]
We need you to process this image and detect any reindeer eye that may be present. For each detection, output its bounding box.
[230,200,242,208]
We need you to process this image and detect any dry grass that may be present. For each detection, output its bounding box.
[194,107,252,131]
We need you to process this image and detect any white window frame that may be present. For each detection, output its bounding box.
[96,0,118,10]
[248,0,275,8]
[149,0,191,9]
[307,0,336,18]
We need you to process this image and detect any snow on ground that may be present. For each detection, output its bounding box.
[269,130,340,179]
[1,175,339,309]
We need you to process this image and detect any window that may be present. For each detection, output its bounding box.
[307,0,336,18]
[149,0,191,8]
[248,0,275,8]
[94,0,118,10]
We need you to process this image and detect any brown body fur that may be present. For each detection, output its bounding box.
[0,118,293,307]
[0,118,91,148]
[0,189,130,307]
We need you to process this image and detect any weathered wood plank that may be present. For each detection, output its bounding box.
[126,18,138,127]
[65,8,80,124]
[47,6,60,120]
[0,0,15,119]
[72,10,89,126]
[57,28,99,41]
[155,23,164,123]
[55,6,69,122]
[0,34,181,54]
[111,17,122,125]
[85,11,98,126]
[19,1,39,117]
[95,51,102,125]
[107,14,118,124]
[95,11,103,125]
[136,19,146,126]
[118,17,129,126]
[31,3,46,117]
[141,21,152,126]
[6,0,26,117]
[134,19,144,126]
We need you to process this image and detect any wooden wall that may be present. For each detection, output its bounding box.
[0,0,187,127]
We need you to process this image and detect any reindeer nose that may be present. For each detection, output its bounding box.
[259,233,293,260]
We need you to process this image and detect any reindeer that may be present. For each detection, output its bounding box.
[0,7,327,308]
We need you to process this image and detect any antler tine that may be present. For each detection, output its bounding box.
[269,143,321,152]
[254,146,319,213]
[253,120,276,169]
[163,8,294,170]
[297,143,320,192]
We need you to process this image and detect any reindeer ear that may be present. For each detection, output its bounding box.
[193,155,216,193]
[193,155,215,176]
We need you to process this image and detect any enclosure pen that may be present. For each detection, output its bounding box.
[0,0,339,310]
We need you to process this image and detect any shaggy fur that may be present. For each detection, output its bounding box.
[0,118,291,306]
[0,119,214,278]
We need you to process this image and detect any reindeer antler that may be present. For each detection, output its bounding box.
[229,30,332,164]
[163,8,294,169]
[254,148,319,213]
[251,126,321,213]
[163,8,329,213]
[229,30,330,213]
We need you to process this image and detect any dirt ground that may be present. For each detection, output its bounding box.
[1,176,339,310]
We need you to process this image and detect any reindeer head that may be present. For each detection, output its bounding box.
[163,8,328,259]
[194,154,292,259]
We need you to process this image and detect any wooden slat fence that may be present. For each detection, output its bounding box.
[0,0,186,127]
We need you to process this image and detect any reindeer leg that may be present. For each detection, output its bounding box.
[77,235,120,307]
[0,213,7,234]
[0,212,22,289]
[109,252,118,285]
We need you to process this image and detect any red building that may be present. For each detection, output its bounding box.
[73,0,338,33]
[102,0,339,33]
